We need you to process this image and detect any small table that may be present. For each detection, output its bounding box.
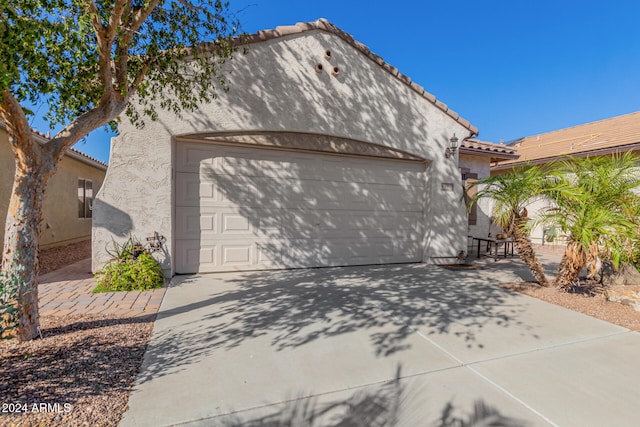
[471,237,514,260]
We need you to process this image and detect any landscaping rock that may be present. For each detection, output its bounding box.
[600,262,640,286]
[604,285,640,312]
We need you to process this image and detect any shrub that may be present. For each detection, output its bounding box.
[94,242,165,293]
[0,267,24,338]
[105,235,146,261]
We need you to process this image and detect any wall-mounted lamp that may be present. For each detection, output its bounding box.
[445,134,459,159]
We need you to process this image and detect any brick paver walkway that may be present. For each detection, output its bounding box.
[39,258,166,317]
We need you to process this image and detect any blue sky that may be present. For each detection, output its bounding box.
[34,0,640,163]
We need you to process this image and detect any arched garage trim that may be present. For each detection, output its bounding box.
[176,130,428,163]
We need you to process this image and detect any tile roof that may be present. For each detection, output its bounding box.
[235,19,478,137]
[493,111,640,170]
[460,139,518,161]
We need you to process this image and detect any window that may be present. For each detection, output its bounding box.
[461,170,478,226]
[78,179,93,218]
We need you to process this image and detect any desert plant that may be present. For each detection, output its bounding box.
[469,166,550,286]
[0,267,26,338]
[95,236,164,292]
[539,153,640,289]
[94,253,164,293]
[105,235,146,261]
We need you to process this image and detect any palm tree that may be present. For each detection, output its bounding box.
[539,153,640,290]
[470,166,550,286]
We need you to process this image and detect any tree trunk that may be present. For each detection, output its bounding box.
[507,215,549,287]
[2,159,52,341]
[555,242,585,290]
[510,225,550,287]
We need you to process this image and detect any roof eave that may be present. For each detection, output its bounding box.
[66,148,108,171]
[459,147,519,161]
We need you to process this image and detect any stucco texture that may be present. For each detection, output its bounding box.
[93,28,474,275]
[0,128,106,249]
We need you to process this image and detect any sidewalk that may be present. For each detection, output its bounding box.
[38,258,165,317]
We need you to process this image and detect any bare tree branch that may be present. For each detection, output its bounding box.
[80,0,116,100]
[106,0,129,42]
[129,0,161,35]
[82,0,106,36]
[47,96,126,161]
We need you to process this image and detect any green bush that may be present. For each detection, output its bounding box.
[94,252,164,293]
[106,235,146,261]
[1,268,24,338]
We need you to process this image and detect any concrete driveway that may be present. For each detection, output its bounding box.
[120,258,640,427]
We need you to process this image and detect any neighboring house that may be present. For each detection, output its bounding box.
[93,19,509,276]
[491,110,640,244]
[0,123,107,249]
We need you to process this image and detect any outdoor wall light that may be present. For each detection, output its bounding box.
[445,134,459,159]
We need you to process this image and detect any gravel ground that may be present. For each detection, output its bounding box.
[0,314,155,427]
[39,240,92,275]
[499,282,640,332]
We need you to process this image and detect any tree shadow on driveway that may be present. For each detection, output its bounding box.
[216,365,529,427]
[136,262,537,384]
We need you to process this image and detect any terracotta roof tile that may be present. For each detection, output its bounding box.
[446,108,460,121]
[232,19,478,136]
[68,147,108,168]
[410,82,425,96]
[435,99,448,112]
[423,91,436,103]
[494,111,640,169]
[460,139,518,161]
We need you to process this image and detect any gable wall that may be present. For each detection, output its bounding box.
[93,30,474,274]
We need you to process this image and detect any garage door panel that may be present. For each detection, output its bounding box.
[176,173,221,206]
[175,142,426,273]
[179,173,424,211]
[175,207,218,240]
[175,240,217,274]
[177,144,220,173]
[221,213,253,234]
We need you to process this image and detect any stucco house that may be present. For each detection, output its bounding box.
[92,19,515,276]
[491,110,640,244]
[0,122,107,249]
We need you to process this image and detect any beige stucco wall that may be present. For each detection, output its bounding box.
[93,29,475,275]
[0,128,106,249]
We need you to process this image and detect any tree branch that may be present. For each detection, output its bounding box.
[128,0,161,36]
[115,0,161,96]
[128,62,150,94]
[83,0,106,35]
[106,0,129,41]
[47,96,126,162]
[81,0,115,100]
[0,90,43,166]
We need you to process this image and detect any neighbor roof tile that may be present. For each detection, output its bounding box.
[494,111,640,169]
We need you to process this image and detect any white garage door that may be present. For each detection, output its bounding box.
[175,141,427,273]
